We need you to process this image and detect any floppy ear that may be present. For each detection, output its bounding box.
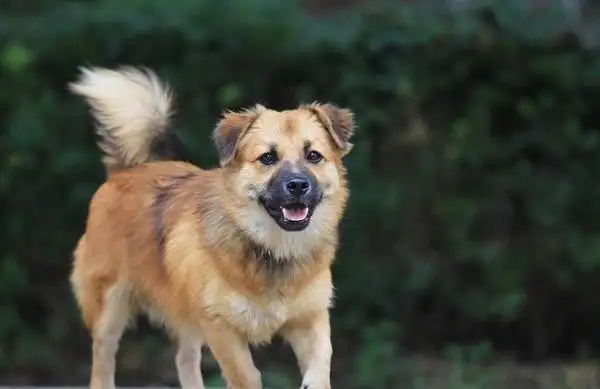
[303,102,355,157]
[212,104,265,166]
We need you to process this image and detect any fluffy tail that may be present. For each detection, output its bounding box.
[69,66,179,174]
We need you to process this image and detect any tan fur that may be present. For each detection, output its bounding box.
[69,66,355,389]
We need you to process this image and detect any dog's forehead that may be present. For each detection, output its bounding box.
[251,109,327,144]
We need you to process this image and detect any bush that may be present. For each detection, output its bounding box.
[3,0,600,384]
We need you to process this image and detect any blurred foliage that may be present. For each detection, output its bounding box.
[3,0,600,386]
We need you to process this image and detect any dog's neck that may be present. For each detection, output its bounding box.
[241,236,300,279]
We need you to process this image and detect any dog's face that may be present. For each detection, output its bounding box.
[213,103,354,237]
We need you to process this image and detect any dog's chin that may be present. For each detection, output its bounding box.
[259,198,314,232]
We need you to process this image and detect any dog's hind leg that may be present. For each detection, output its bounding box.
[89,281,133,389]
[71,237,133,389]
[174,328,206,389]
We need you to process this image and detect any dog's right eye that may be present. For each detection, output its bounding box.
[258,152,278,166]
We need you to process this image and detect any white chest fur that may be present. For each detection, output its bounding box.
[203,279,333,344]
[227,293,291,343]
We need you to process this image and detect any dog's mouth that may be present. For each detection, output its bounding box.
[282,204,309,222]
[260,199,313,231]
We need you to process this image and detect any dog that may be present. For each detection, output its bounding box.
[68,66,355,389]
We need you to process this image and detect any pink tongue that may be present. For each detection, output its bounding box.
[282,206,309,221]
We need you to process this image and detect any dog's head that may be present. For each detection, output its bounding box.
[213,103,354,253]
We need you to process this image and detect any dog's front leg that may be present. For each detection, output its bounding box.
[281,310,332,389]
[202,321,262,389]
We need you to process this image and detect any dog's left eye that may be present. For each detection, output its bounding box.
[306,150,323,164]
[258,151,278,165]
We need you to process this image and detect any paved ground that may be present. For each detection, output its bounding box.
[0,385,290,389]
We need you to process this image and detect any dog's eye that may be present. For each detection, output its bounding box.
[306,150,324,164]
[258,151,278,165]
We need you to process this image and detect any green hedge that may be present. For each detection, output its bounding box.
[3,0,600,383]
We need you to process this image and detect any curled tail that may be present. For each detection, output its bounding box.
[69,66,182,174]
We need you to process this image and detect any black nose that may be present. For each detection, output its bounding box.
[285,178,310,196]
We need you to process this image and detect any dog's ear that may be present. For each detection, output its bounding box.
[303,102,355,157]
[213,104,265,166]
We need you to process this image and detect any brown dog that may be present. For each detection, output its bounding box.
[68,66,354,389]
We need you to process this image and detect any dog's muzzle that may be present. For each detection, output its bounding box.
[259,166,322,232]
